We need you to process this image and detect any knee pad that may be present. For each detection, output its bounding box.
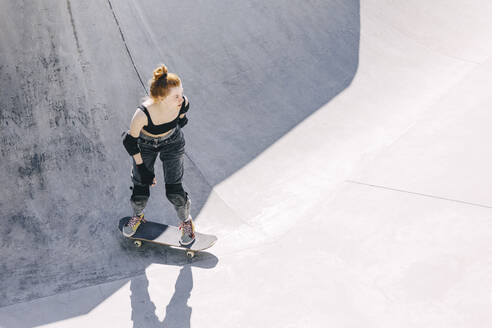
[131,184,150,199]
[165,183,187,206]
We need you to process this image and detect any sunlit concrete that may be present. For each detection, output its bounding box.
[1,0,492,327]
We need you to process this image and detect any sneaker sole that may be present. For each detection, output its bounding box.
[179,238,195,246]
[122,229,136,238]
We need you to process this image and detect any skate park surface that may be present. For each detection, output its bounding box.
[1,0,492,327]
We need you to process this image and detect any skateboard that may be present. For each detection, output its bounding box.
[118,217,217,259]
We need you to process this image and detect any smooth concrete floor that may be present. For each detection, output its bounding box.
[1,1,492,327]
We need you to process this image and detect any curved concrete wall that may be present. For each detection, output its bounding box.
[0,0,360,306]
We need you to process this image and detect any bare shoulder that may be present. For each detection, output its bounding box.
[129,107,148,137]
[133,107,148,122]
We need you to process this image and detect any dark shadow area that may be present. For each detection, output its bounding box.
[0,0,360,324]
[0,237,216,328]
[112,0,361,185]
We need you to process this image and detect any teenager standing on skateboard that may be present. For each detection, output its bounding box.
[122,64,195,245]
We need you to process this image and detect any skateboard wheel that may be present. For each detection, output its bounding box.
[134,240,142,248]
[186,251,195,259]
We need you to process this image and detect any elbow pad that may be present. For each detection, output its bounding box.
[123,133,140,156]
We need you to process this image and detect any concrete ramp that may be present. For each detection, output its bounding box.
[0,0,358,307]
[1,0,492,327]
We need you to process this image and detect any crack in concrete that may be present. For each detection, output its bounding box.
[346,180,492,209]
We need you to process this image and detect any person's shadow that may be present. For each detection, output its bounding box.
[130,265,193,328]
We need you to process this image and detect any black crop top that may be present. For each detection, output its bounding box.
[138,105,178,135]
[138,98,189,135]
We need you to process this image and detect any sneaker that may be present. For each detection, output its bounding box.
[123,213,145,237]
[179,218,195,246]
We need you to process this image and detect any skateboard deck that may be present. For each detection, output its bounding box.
[118,217,217,258]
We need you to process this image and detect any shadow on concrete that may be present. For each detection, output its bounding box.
[130,266,193,328]
[0,0,360,324]
[0,246,216,328]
